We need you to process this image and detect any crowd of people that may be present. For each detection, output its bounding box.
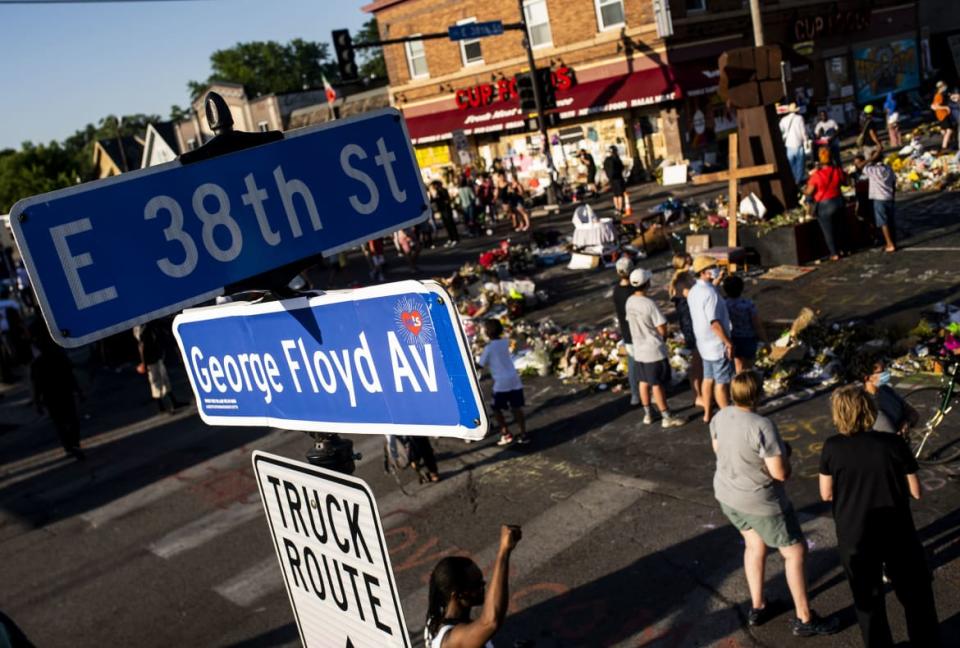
[776,81,960,261]
[429,253,943,647]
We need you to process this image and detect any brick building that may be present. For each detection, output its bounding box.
[669,0,925,167]
[364,0,931,184]
[363,0,690,187]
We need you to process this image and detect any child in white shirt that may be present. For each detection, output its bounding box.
[477,319,528,446]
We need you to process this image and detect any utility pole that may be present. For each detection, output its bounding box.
[516,0,557,205]
[748,0,764,46]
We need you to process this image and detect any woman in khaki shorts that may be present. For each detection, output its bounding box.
[710,371,838,637]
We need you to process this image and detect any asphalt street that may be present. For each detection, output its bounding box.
[2,182,959,647]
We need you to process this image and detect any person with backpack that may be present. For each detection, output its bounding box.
[424,525,522,648]
[779,103,809,183]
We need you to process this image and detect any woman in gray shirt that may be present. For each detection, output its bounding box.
[711,371,838,637]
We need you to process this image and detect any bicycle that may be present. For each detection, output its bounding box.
[902,360,960,465]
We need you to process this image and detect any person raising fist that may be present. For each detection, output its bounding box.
[424,525,522,648]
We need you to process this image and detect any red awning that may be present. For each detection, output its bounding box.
[404,66,682,144]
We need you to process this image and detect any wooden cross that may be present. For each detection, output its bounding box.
[692,132,774,249]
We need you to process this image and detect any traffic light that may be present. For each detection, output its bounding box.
[332,29,358,81]
[537,68,556,110]
[516,73,536,112]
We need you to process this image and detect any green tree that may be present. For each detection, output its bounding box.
[355,18,386,80]
[0,143,78,213]
[0,112,161,211]
[169,105,190,122]
[187,39,338,100]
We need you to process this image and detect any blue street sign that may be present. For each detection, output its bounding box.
[447,20,504,41]
[9,108,428,348]
[173,281,487,440]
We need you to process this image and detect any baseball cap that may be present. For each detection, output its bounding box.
[629,268,652,287]
[615,256,633,276]
[692,255,717,274]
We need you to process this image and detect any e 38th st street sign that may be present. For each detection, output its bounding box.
[9,108,428,348]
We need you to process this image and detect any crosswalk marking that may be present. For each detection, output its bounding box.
[213,557,281,607]
[145,435,386,559]
[81,429,292,528]
[149,500,262,559]
[213,444,504,607]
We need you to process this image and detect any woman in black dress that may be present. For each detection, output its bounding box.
[819,385,940,647]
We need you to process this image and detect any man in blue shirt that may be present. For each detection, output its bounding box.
[687,256,734,422]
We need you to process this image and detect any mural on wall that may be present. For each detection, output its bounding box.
[853,39,919,104]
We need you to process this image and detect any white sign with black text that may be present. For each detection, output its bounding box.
[252,451,409,648]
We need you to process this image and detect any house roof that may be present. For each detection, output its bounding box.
[151,121,181,155]
[362,0,408,13]
[96,135,144,173]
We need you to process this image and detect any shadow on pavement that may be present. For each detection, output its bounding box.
[0,413,275,528]
[223,623,299,647]
[497,516,845,647]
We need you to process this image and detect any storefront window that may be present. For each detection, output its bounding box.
[824,56,851,100]
[524,0,553,49]
[595,0,625,32]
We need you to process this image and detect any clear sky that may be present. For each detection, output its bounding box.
[0,0,373,150]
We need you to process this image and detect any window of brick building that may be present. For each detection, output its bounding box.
[257,121,269,132]
[595,0,625,31]
[457,18,484,65]
[524,0,553,48]
[405,37,429,79]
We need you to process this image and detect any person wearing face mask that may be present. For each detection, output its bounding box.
[687,256,734,423]
[853,354,919,435]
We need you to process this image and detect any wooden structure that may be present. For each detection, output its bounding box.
[693,132,773,247]
[718,45,798,216]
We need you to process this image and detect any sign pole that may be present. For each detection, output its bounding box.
[516,0,557,206]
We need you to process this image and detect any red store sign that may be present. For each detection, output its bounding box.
[454,66,575,110]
